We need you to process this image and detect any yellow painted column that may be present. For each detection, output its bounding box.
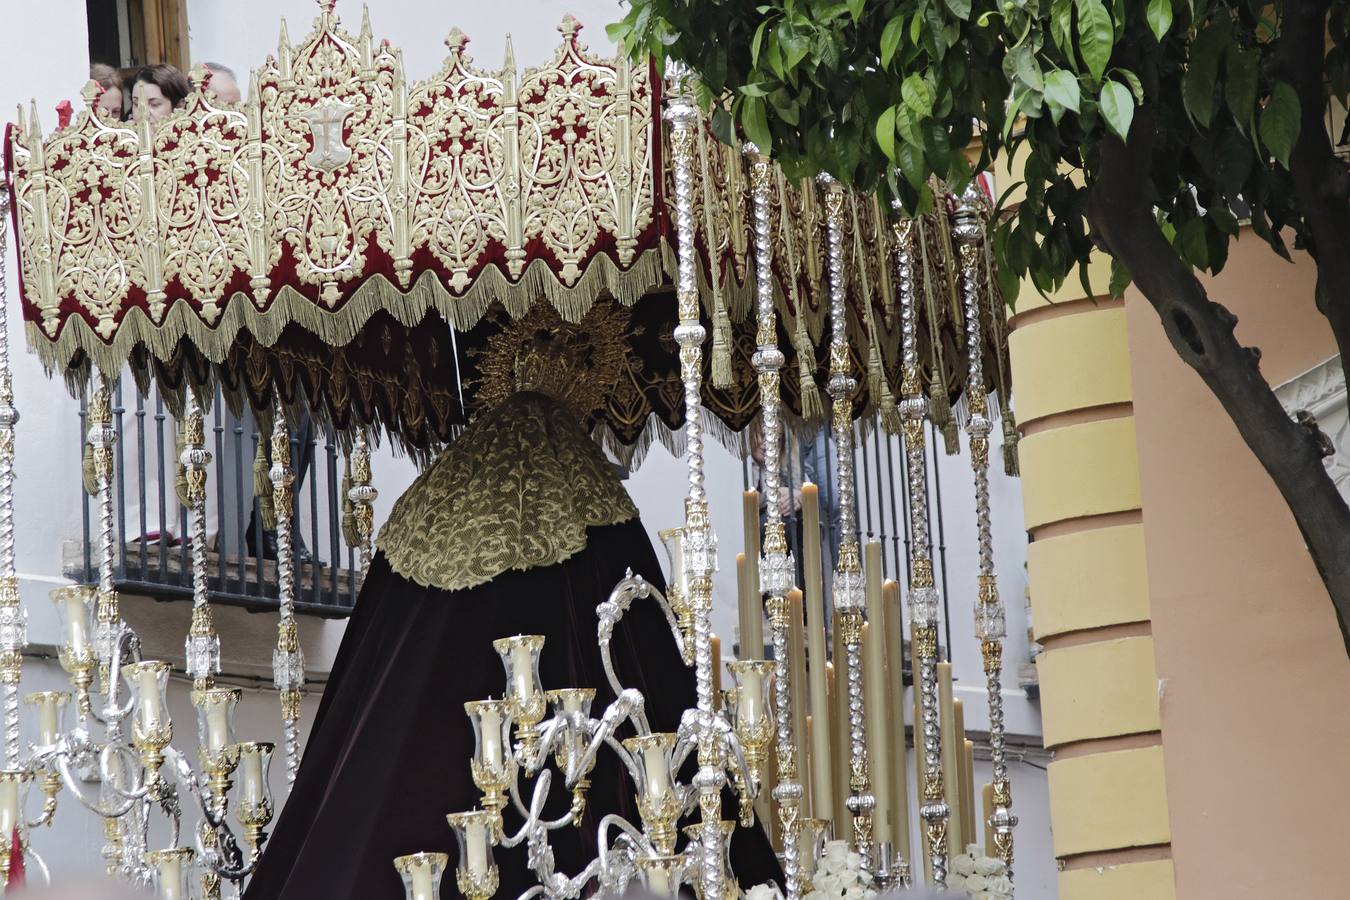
[1007,261,1177,899]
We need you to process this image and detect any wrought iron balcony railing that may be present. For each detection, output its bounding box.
[66,379,360,617]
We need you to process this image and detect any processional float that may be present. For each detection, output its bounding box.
[2,2,1018,897]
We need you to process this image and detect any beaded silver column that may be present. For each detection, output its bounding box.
[891,202,950,886]
[270,401,304,788]
[747,144,803,900]
[953,185,1016,878]
[88,371,121,708]
[0,193,23,769]
[346,433,377,585]
[818,175,873,867]
[666,86,726,900]
[181,396,220,691]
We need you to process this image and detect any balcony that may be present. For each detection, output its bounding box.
[64,379,360,618]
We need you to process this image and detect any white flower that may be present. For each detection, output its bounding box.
[974,856,1006,877]
[964,874,990,893]
[812,872,843,896]
[966,844,982,857]
[985,874,1014,897]
[845,851,864,873]
[747,884,780,900]
[952,854,977,876]
[823,840,850,868]
[948,873,967,892]
[803,892,825,900]
[973,893,998,900]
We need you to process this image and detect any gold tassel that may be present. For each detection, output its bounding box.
[928,378,952,437]
[340,457,360,547]
[711,305,734,388]
[942,418,961,456]
[868,342,901,434]
[795,315,823,421]
[81,442,97,496]
[173,423,191,508]
[254,447,277,532]
[1003,412,1021,477]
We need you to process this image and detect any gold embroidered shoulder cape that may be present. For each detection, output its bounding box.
[376,391,638,592]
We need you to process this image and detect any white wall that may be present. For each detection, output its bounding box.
[0,0,1054,893]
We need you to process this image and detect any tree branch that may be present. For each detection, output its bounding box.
[1088,110,1350,654]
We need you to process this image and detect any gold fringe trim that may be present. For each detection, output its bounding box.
[27,249,670,378]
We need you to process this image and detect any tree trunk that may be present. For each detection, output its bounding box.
[1087,111,1350,655]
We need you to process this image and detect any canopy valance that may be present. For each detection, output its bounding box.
[4,3,1012,462]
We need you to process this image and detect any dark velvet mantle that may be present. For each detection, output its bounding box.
[244,524,782,899]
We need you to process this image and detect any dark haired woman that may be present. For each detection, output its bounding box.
[130,63,190,128]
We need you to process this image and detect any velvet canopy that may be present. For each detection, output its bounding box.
[4,2,1013,461]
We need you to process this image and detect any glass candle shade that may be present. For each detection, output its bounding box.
[464,699,509,782]
[635,854,687,899]
[799,817,832,878]
[727,660,774,731]
[235,741,275,844]
[147,847,194,900]
[492,635,544,709]
[545,688,595,720]
[192,686,241,755]
[657,527,689,598]
[394,851,449,900]
[122,660,172,748]
[622,733,677,804]
[0,771,31,839]
[23,691,69,748]
[446,809,498,891]
[49,585,97,672]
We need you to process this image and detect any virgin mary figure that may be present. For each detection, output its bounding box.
[245,305,782,898]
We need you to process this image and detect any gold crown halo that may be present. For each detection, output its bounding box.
[470,302,636,424]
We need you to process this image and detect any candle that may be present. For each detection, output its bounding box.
[205,701,230,752]
[830,622,850,835]
[711,635,723,708]
[801,484,833,821]
[0,778,19,836]
[28,693,64,747]
[240,745,265,806]
[480,704,503,774]
[741,490,763,658]
[645,864,671,895]
[954,699,969,847]
[938,661,963,856]
[787,589,809,811]
[982,783,996,854]
[63,591,90,656]
[642,742,672,801]
[861,542,892,847]
[882,581,911,867]
[963,739,977,849]
[738,665,764,725]
[510,641,535,701]
[466,818,489,877]
[409,863,434,900]
[156,852,185,900]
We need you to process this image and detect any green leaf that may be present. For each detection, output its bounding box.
[945,0,973,20]
[881,16,905,68]
[1043,69,1081,114]
[1011,45,1045,93]
[780,26,811,71]
[742,96,772,156]
[1182,19,1229,127]
[1174,216,1209,268]
[1108,258,1132,298]
[1051,0,1075,56]
[1146,0,1173,41]
[1114,68,1143,102]
[896,141,927,189]
[897,103,924,146]
[876,105,898,161]
[711,107,736,146]
[751,20,769,66]
[1100,80,1134,139]
[847,0,866,21]
[1075,0,1114,85]
[1224,48,1259,131]
[605,20,632,44]
[902,72,936,117]
[1260,81,1301,168]
[739,82,770,97]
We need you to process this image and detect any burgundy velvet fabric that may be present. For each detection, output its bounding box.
[244,523,782,899]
